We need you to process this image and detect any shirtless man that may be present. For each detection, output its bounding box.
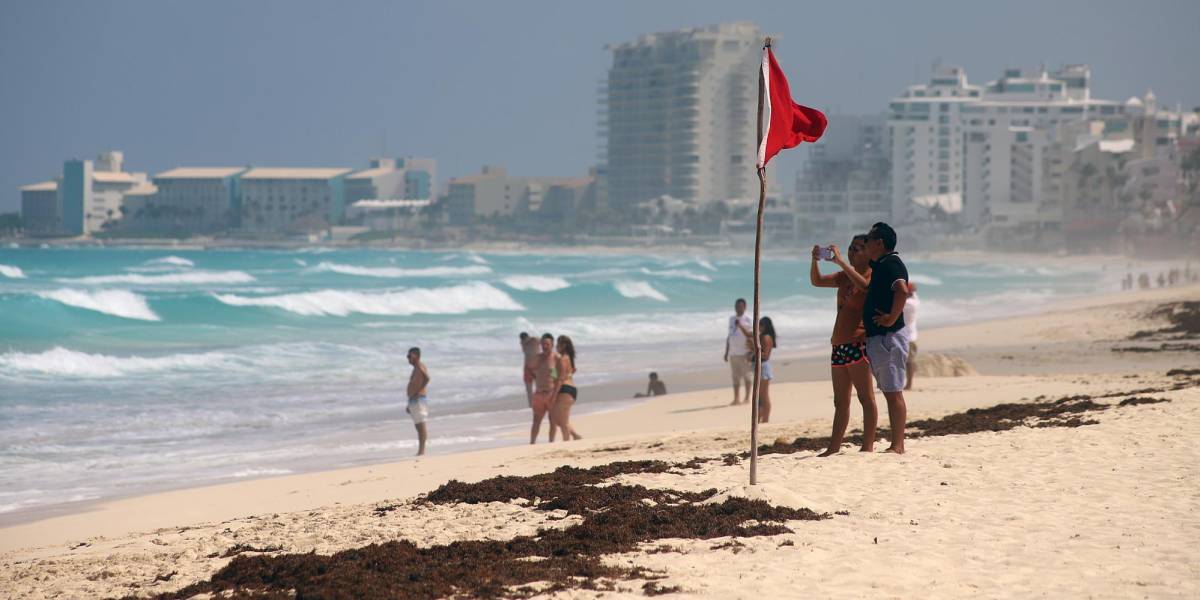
[406,347,431,456]
[635,372,668,397]
[529,333,559,444]
[519,332,541,407]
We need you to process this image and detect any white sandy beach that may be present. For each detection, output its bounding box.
[1,285,1198,599]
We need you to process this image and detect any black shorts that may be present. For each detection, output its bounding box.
[559,384,578,400]
[831,342,869,367]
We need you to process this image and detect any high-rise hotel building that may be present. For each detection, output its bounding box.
[601,22,762,209]
[888,64,1128,229]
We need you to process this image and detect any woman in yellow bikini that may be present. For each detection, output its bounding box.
[550,335,582,442]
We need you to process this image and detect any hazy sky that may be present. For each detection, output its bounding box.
[2,0,1198,214]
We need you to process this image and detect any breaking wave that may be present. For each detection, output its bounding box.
[613,280,669,302]
[58,270,255,286]
[311,262,492,278]
[639,267,712,283]
[145,255,194,268]
[0,264,26,279]
[501,275,571,292]
[37,288,160,321]
[0,347,229,378]
[212,282,524,317]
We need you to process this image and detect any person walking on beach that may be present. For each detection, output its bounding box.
[724,298,754,406]
[636,372,668,397]
[549,335,583,442]
[529,333,559,444]
[757,316,778,424]
[405,347,431,456]
[863,222,911,454]
[903,282,921,391]
[810,236,878,456]
[519,332,540,407]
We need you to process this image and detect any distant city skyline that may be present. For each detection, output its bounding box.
[3,0,1198,213]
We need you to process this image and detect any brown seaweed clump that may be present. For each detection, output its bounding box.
[148,466,826,599]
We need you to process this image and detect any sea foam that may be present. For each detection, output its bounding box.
[37,288,160,321]
[0,264,26,279]
[639,267,712,283]
[146,255,194,268]
[614,280,669,302]
[0,346,229,378]
[311,262,491,278]
[502,275,571,292]
[213,281,524,317]
[126,255,196,272]
[58,270,255,286]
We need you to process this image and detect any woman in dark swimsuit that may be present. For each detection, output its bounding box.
[550,335,583,442]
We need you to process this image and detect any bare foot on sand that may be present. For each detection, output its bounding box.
[817,448,839,457]
[884,446,905,454]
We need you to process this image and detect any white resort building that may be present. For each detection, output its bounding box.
[601,22,762,209]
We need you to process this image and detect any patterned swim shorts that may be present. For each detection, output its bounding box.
[831,341,869,367]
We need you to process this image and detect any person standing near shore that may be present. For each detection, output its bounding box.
[810,236,878,456]
[405,347,431,456]
[519,332,540,407]
[757,316,777,424]
[724,298,754,406]
[863,222,911,454]
[903,283,921,391]
[549,335,582,442]
[529,333,558,444]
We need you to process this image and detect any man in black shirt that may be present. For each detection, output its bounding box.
[862,222,911,454]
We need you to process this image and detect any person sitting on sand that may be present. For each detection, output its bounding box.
[405,347,431,456]
[724,298,754,406]
[529,333,559,444]
[809,235,878,456]
[636,372,668,397]
[519,332,540,407]
[549,335,583,442]
[757,316,777,424]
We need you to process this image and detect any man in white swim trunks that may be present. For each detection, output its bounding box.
[724,298,754,406]
[406,347,431,456]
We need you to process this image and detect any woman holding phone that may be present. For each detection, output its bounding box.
[809,235,878,456]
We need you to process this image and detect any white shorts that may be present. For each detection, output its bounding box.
[407,396,429,425]
[730,354,752,381]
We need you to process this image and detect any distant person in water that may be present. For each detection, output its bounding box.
[757,316,777,423]
[810,235,878,456]
[549,335,583,442]
[529,333,558,444]
[519,332,540,407]
[636,372,668,397]
[724,298,754,406]
[903,282,921,391]
[405,347,431,456]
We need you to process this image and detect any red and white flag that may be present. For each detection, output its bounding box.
[756,46,827,169]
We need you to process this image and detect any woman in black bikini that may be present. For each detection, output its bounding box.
[550,335,583,442]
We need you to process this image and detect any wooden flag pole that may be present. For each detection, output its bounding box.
[750,36,772,486]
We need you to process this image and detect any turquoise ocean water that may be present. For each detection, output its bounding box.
[0,245,1116,518]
